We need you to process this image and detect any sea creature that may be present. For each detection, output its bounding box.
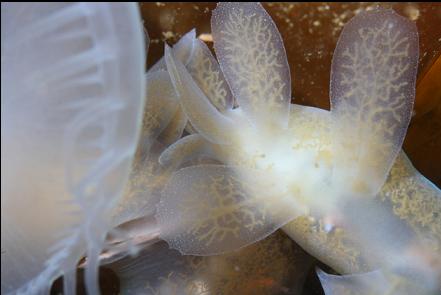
[1,3,146,294]
[2,2,440,294]
[157,2,441,294]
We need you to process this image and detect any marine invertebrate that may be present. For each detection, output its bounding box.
[110,29,227,245]
[157,2,441,293]
[2,2,440,294]
[1,3,145,294]
[1,5,229,293]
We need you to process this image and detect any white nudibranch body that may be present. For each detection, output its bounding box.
[155,2,441,295]
[230,125,336,216]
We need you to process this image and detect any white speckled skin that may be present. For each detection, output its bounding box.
[156,3,440,294]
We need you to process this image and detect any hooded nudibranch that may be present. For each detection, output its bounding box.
[1,3,146,294]
[155,2,441,294]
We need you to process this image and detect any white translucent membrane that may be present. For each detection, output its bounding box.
[157,165,299,255]
[1,3,145,294]
[149,29,196,72]
[153,30,236,145]
[164,45,237,145]
[158,134,216,168]
[187,38,234,113]
[182,37,236,136]
[157,107,189,146]
[211,2,291,129]
[112,143,171,228]
[109,58,188,257]
[137,70,179,151]
[149,29,234,114]
[109,233,312,295]
[145,30,195,147]
[330,8,419,196]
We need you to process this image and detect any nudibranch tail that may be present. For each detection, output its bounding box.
[211,2,292,130]
[330,8,419,196]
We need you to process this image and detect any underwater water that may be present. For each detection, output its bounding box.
[2,2,441,295]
